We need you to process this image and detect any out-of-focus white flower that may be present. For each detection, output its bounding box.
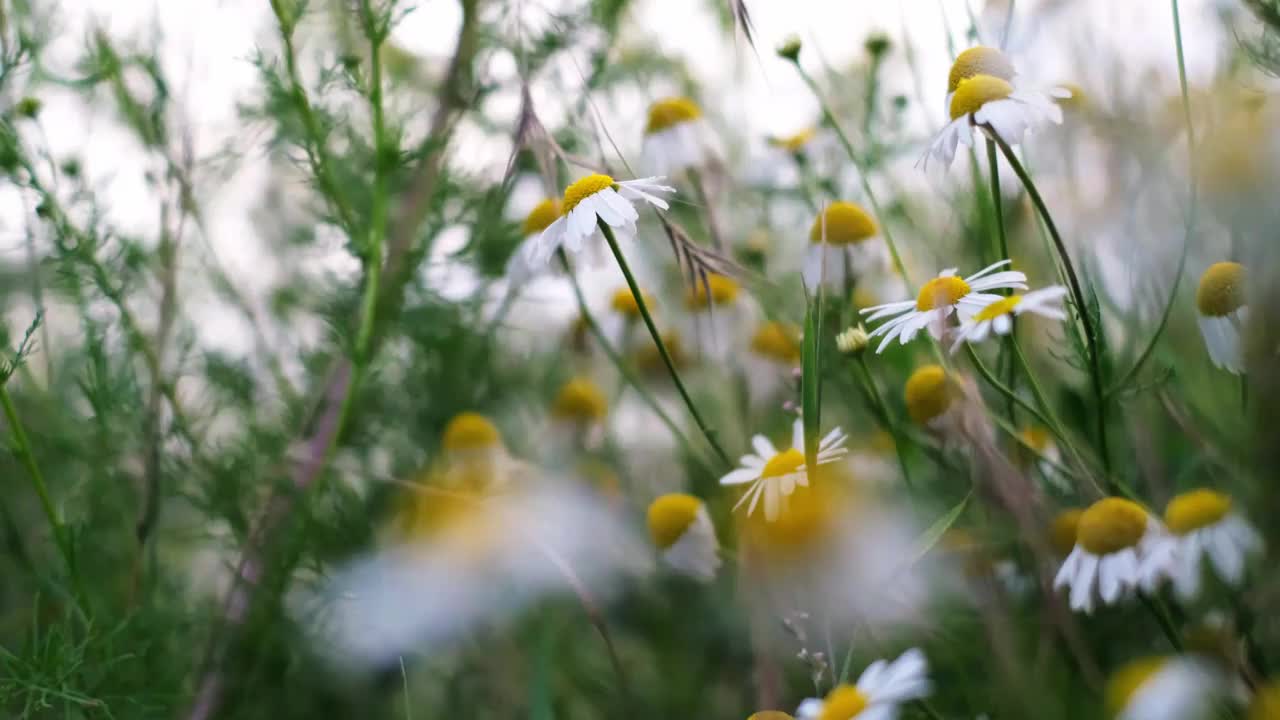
[506,174,675,283]
[1106,655,1224,720]
[903,365,960,432]
[802,202,889,291]
[308,482,646,669]
[1140,489,1262,599]
[683,273,754,362]
[646,493,720,582]
[1054,498,1164,614]
[601,286,654,348]
[743,321,802,409]
[720,418,848,521]
[862,261,1028,353]
[949,286,1069,352]
[795,648,931,720]
[642,97,714,176]
[504,198,562,284]
[436,411,522,488]
[1195,262,1248,374]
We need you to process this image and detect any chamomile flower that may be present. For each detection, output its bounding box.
[862,261,1028,353]
[1054,497,1162,614]
[551,377,608,426]
[904,365,959,431]
[749,714,794,720]
[925,59,1067,169]
[945,46,1017,112]
[795,648,931,720]
[505,198,562,284]
[949,285,1069,352]
[744,321,802,408]
[438,412,520,488]
[646,493,721,582]
[642,97,713,176]
[720,418,848,521]
[802,202,889,290]
[1141,489,1262,599]
[684,273,754,361]
[1195,262,1248,374]
[603,286,655,347]
[1106,656,1223,720]
[509,173,676,280]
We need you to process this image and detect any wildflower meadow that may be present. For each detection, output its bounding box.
[2,0,1280,718]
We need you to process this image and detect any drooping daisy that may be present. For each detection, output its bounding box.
[925,72,1067,170]
[684,273,754,360]
[1141,489,1262,600]
[642,97,713,176]
[511,173,676,279]
[945,46,1017,112]
[862,261,1028,353]
[949,285,1069,352]
[802,201,889,290]
[904,365,959,431]
[1106,655,1224,720]
[646,493,720,582]
[1054,497,1162,614]
[437,412,521,489]
[1195,262,1248,374]
[720,418,848,521]
[744,321,802,408]
[795,648,931,720]
[505,198,562,284]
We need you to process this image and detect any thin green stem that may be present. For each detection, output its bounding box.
[986,138,1018,423]
[1009,338,1101,489]
[790,62,912,291]
[595,223,732,468]
[855,356,914,489]
[992,134,1110,475]
[1139,593,1185,652]
[0,384,75,578]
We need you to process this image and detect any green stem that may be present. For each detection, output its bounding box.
[991,134,1110,475]
[0,384,75,579]
[790,62,913,290]
[1139,593,1185,652]
[986,138,1018,423]
[854,357,914,489]
[591,226,733,468]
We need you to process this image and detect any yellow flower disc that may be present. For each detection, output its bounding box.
[647,493,703,550]
[818,684,870,720]
[646,97,702,134]
[950,74,1015,120]
[610,287,652,317]
[686,273,741,308]
[562,174,615,214]
[769,128,817,153]
[442,412,502,453]
[1055,82,1088,111]
[1050,508,1083,556]
[743,483,838,554]
[761,448,805,479]
[551,377,608,422]
[1164,489,1232,535]
[810,201,878,245]
[1077,498,1148,556]
[915,275,972,311]
[1020,426,1053,453]
[748,713,795,720]
[904,365,953,425]
[750,322,802,363]
[948,46,1016,93]
[1105,657,1167,719]
[974,294,1023,321]
[1249,682,1280,720]
[1196,262,1245,317]
[521,198,561,236]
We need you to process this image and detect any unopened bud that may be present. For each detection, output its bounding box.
[776,35,802,62]
[836,325,870,355]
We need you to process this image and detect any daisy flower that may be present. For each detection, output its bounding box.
[505,198,562,284]
[545,376,610,456]
[949,285,1069,352]
[684,273,754,361]
[1141,489,1262,600]
[925,46,1067,170]
[795,648,931,720]
[749,714,795,720]
[1106,655,1223,720]
[1054,497,1164,614]
[743,321,802,408]
[903,365,960,431]
[436,412,521,489]
[802,202,889,290]
[603,286,655,347]
[646,493,721,582]
[1195,262,1248,374]
[642,97,714,176]
[719,417,848,521]
[509,173,675,280]
[862,260,1028,353]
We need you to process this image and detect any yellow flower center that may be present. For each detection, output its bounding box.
[1050,508,1083,556]
[750,322,801,363]
[769,128,817,153]
[974,294,1023,321]
[562,174,615,214]
[1249,682,1280,720]
[521,198,561,236]
[748,713,795,720]
[647,493,703,550]
[686,273,741,308]
[810,201,878,245]
[949,74,1015,120]
[761,447,805,479]
[744,482,840,553]
[1019,426,1053,453]
[818,684,870,720]
[442,412,502,453]
[915,275,972,311]
[1055,82,1088,110]
[610,287,651,317]
[1077,498,1148,555]
[645,97,702,134]
[1105,657,1167,719]
[551,377,608,422]
[1164,489,1232,535]
[947,46,1016,93]
[904,365,953,425]
[633,331,689,373]
[1196,262,1245,317]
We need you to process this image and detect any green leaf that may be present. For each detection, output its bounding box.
[910,490,972,565]
[801,294,822,469]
